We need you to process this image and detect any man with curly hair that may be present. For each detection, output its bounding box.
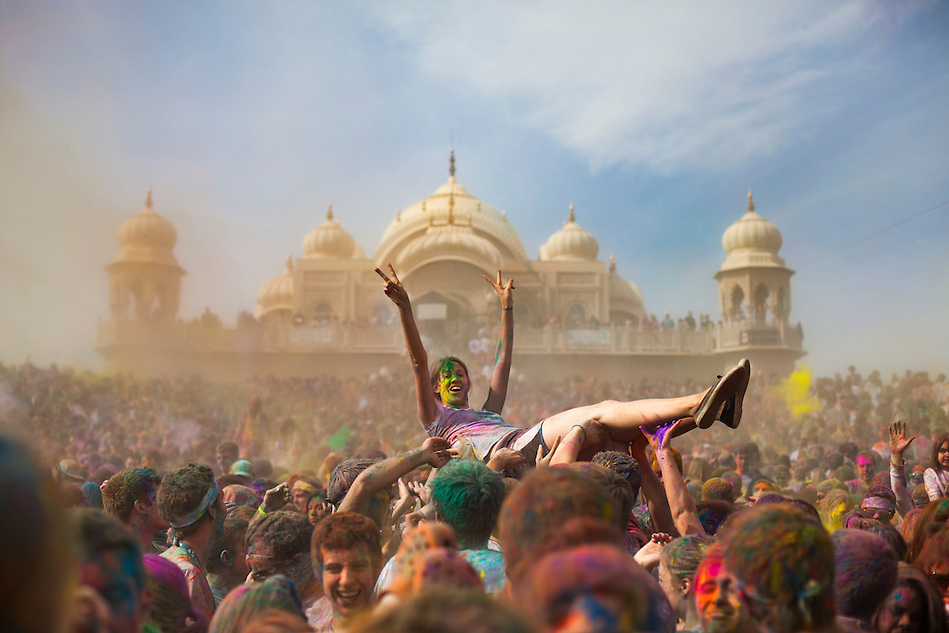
[245,510,321,618]
[158,462,224,620]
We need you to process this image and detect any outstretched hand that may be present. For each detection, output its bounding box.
[375,263,410,308]
[483,270,514,309]
[536,434,563,468]
[391,478,418,522]
[261,482,290,513]
[488,447,526,471]
[449,436,478,461]
[408,480,433,506]
[421,437,453,468]
[632,532,674,571]
[640,419,687,453]
[888,420,916,459]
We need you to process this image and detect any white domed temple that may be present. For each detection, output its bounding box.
[97,157,804,381]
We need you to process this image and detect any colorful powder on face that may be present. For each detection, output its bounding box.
[770,363,822,419]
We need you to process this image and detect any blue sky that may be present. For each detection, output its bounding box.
[1,1,947,378]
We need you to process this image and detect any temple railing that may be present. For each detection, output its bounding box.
[98,318,803,355]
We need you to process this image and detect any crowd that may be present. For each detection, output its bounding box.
[1,359,949,633]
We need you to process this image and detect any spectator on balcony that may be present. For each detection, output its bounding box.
[684,311,696,331]
[660,312,675,331]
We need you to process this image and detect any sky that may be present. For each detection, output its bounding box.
[1,1,947,379]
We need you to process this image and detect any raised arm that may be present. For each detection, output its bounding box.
[889,420,916,515]
[641,420,705,537]
[481,271,514,414]
[376,263,437,427]
[630,433,677,537]
[337,437,452,516]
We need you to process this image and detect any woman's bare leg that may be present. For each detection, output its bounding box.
[539,359,749,452]
[540,392,706,447]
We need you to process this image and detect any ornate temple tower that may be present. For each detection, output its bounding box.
[105,189,184,322]
[715,190,793,326]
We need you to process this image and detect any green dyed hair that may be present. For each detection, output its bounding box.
[431,459,504,548]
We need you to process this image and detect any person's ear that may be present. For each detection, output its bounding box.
[220,550,233,567]
[133,499,149,516]
[681,576,692,596]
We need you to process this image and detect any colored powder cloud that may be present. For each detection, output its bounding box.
[772,363,822,419]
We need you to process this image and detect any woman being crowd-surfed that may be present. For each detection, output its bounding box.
[376,263,750,465]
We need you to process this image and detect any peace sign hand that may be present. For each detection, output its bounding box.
[375,263,411,308]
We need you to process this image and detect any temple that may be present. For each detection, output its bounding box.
[97,156,804,381]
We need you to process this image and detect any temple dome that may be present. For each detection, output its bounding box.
[303,204,359,259]
[396,220,503,275]
[111,189,181,268]
[255,256,295,318]
[374,155,529,268]
[722,191,783,254]
[539,204,599,261]
[719,191,787,271]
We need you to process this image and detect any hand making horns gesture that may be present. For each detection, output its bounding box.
[483,270,515,308]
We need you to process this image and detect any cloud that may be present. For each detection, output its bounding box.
[368,1,921,172]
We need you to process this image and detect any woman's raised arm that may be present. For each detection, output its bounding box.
[376,264,437,427]
[482,271,514,414]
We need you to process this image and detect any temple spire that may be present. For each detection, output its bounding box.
[568,202,575,223]
[747,189,756,213]
[285,254,294,272]
[609,254,617,273]
[449,147,456,179]
[145,187,153,210]
[327,202,334,221]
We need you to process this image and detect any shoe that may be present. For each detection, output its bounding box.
[719,358,751,429]
[692,362,747,429]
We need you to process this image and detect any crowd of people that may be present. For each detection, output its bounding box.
[1,346,949,633]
